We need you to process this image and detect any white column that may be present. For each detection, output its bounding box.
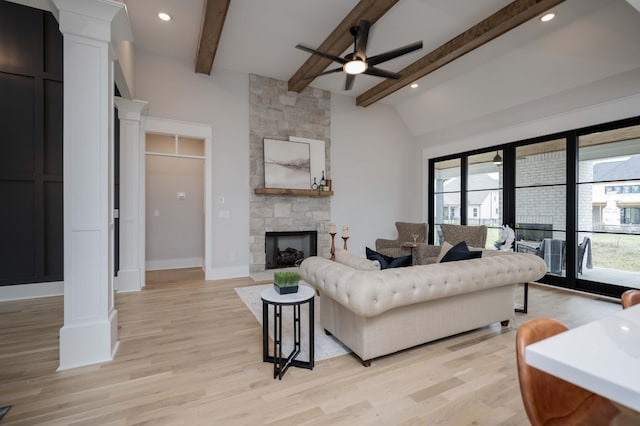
[114,98,148,292]
[54,0,127,370]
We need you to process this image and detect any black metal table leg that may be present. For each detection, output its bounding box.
[262,299,268,362]
[261,286,315,379]
[309,295,314,369]
[274,303,282,379]
[515,282,529,313]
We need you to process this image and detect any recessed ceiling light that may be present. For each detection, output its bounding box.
[158,12,171,21]
[540,12,555,22]
[410,83,419,89]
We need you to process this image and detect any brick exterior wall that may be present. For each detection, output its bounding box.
[515,150,594,238]
[516,150,567,238]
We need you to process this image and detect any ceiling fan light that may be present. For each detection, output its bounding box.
[343,60,367,75]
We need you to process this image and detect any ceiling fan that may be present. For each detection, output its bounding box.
[295,20,423,91]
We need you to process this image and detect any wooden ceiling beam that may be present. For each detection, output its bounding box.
[288,0,399,93]
[356,0,566,107]
[195,0,231,75]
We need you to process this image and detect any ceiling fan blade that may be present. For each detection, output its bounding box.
[355,20,370,59]
[295,44,346,64]
[364,66,400,80]
[344,74,355,91]
[367,41,423,66]
[303,67,343,80]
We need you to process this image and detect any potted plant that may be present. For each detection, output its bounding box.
[273,271,300,294]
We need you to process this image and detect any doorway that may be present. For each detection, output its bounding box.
[142,118,213,277]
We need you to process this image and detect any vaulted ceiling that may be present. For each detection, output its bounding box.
[124,0,640,139]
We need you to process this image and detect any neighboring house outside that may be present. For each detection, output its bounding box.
[592,155,640,233]
[439,155,640,233]
[442,174,501,227]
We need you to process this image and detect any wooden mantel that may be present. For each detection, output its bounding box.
[254,188,333,197]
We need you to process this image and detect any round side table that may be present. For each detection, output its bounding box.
[261,284,315,380]
[401,242,418,265]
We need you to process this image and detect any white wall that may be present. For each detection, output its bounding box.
[135,50,250,277]
[135,51,422,272]
[145,155,204,270]
[419,94,640,159]
[331,93,421,257]
[115,40,135,98]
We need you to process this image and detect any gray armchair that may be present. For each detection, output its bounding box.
[375,222,440,265]
[375,222,426,257]
[440,224,488,248]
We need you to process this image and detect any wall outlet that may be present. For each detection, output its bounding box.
[177,192,186,200]
[154,209,160,217]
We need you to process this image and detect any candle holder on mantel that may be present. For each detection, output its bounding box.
[330,232,337,261]
[342,236,349,251]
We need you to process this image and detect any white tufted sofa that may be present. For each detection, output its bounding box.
[300,250,547,366]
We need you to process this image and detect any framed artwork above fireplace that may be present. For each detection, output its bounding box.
[264,139,311,189]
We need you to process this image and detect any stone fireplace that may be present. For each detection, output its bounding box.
[265,231,317,269]
[249,74,331,273]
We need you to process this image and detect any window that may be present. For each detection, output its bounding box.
[621,207,640,224]
[515,139,567,276]
[433,158,461,244]
[428,117,640,298]
[578,124,640,286]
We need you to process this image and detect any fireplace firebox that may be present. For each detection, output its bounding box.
[265,231,317,269]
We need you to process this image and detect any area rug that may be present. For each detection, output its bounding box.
[235,284,350,361]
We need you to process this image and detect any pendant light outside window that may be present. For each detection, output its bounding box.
[492,151,503,166]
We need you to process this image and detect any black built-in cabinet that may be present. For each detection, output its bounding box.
[0,1,63,285]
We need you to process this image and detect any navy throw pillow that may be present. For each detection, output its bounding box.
[366,247,412,269]
[440,241,482,263]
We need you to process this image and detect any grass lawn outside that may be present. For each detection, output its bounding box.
[590,233,640,272]
[485,227,639,273]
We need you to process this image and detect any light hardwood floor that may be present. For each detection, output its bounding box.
[0,269,622,425]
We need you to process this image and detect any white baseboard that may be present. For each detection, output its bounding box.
[58,309,119,370]
[116,268,144,292]
[205,265,249,280]
[145,257,203,271]
[0,281,64,301]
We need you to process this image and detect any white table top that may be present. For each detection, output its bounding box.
[526,304,640,412]
[261,284,315,304]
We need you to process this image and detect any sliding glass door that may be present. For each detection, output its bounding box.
[578,124,640,289]
[467,151,503,248]
[514,139,567,277]
[432,158,461,245]
[428,116,640,297]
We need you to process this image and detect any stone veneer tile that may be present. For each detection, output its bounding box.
[249,74,332,272]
